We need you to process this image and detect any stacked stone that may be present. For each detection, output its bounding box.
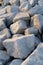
[0,0,43,65]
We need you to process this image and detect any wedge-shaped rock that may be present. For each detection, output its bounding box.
[28,5,43,16]
[25,27,38,35]
[20,1,31,12]
[3,34,36,59]
[0,28,11,42]
[9,0,20,6]
[31,14,43,33]
[0,50,10,63]
[10,20,27,34]
[21,43,43,65]
[0,18,6,30]
[13,12,30,22]
[28,0,38,6]
[10,59,23,65]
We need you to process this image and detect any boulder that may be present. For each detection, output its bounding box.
[21,43,43,65]
[3,34,36,59]
[10,20,27,34]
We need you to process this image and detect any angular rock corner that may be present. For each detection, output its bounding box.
[0,0,43,65]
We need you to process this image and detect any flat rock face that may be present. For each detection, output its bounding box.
[21,43,43,65]
[10,20,27,34]
[3,34,36,59]
[10,59,23,65]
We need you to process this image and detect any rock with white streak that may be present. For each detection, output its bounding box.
[10,59,23,65]
[20,0,27,5]
[10,20,27,34]
[38,0,43,6]
[3,34,36,59]
[0,28,11,42]
[31,14,43,33]
[21,43,43,65]
[13,12,30,22]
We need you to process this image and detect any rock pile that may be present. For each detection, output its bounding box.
[0,0,43,65]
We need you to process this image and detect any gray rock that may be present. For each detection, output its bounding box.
[3,34,36,59]
[28,0,38,6]
[20,0,27,5]
[5,5,20,13]
[28,5,43,16]
[10,20,27,34]
[9,0,20,6]
[10,59,23,65]
[13,12,30,22]
[3,0,9,6]
[0,50,10,63]
[31,14,43,33]
[20,1,31,12]
[38,0,43,6]
[21,43,43,65]
[25,27,38,35]
[0,28,11,42]
[0,18,6,30]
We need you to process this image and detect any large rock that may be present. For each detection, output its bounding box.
[3,34,36,59]
[10,59,23,65]
[13,12,30,22]
[10,20,27,34]
[20,1,31,12]
[21,43,43,65]
[24,27,38,35]
[0,50,10,63]
[31,14,43,33]
[0,28,11,42]
[0,18,6,30]
[9,0,20,6]
[28,5,43,16]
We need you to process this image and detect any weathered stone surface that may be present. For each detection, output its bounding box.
[20,0,27,4]
[25,27,38,35]
[20,1,31,12]
[0,28,11,42]
[28,5,43,16]
[3,0,9,6]
[28,0,38,6]
[21,43,43,65]
[0,18,6,30]
[10,59,23,65]
[3,34,36,59]
[31,14,43,33]
[9,0,20,6]
[38,0,43,6]
[0,50,10,63]
[5,5,20,13]
[13,12,30,22]
[10,20,27,34]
